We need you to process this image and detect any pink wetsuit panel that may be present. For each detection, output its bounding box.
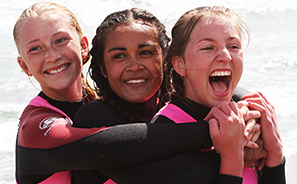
[155,103,258,184]
[19,96,73,184]
[39,171,71,184]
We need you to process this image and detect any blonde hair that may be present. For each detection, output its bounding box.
[14,2,83,48]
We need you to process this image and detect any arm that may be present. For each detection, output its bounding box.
[17,105,213,178]
[205,101,245,178]
[97,102,243,184]
[72,100,213,164]
[241,92,286,183]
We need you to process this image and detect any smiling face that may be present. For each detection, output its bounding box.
[17,12,88,101]
[173,15,243,107]
[103,22,163,103]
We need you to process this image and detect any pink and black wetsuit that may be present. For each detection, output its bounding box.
[16,92,215,184]
[95,96,285,184]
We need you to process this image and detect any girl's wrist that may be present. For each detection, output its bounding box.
[219,151,244,177]
[265,150,284,167]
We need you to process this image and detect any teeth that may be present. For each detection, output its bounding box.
[47,65,68,74]
[210,71,231,77]
[126,79,146,84]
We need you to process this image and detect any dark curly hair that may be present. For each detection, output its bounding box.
[89,8,170,122]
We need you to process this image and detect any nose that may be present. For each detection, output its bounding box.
[216,48,232,63]
[45,47,61,62]
[126,57,144,71]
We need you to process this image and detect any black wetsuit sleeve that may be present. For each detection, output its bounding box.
[233,86,250,102]
[259,158,286,184]
[17,122,212,171]
[73,100,212,164]
[216,174,243,184]
[17,122,212,183]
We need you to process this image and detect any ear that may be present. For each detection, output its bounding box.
[17,57,33,76]
[99,66,107,78]
[80,35,89,60]
[172,56,186,77]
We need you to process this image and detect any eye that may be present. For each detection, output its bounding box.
[56,37,67,44]
[140,50,155,56]
[27,45,42,54]
[29,46,40,53]
[228,44,240,50]
[113,53,126,60]
[200,46,213,51]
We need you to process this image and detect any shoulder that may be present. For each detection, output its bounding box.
[19,105,65,127]
[74,99,126,128]
[18,104,69,148]
[152,103,195,124]
[233,86,250,102]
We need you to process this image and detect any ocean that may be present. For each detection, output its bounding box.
[0,0,296,183]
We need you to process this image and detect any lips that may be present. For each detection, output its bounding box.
[44,64,70,75]
[125,79,146,84]
[209,70,231,94]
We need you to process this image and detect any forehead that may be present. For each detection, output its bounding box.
[192,15,239,38]
[20,12,72,35]
[107,22,158,43]
[18,12,75,43]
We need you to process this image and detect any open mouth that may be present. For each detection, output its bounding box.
[209,70,231,94]
[44,64,70,75]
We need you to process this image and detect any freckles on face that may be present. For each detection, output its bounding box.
[182,15,244,107]
[103,22,163,103]
[17,13,85,100]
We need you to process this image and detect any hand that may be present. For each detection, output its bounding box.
[242,92,284,167]
[204,101,245,176]
[237,101,261,148]
[244,138,267,170]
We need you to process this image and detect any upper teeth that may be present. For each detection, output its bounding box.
[126,79,145,84]
[47,65,68,74]
[210,71,231,77]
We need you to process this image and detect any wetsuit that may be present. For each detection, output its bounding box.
[72,87,248,183]
[16,92,214,184]
[98,97,285,184]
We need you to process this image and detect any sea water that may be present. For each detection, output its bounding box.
[0,0,296,183]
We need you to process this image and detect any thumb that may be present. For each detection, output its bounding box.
[204,110,214,121]
[208,118,220,137]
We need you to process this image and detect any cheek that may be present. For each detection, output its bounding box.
[105,64,122,90]
[147,57,163,78]
[234,54,244,77]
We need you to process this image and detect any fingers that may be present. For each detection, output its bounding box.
[204,101,231,121]
[245,121,260,139]
[244,110,261,122]
[244,119,256,138]
[258,158,266,171]
[246,128,260,147]
[245,141,259,149]
[250,125,261,142]
[208,118,220,138]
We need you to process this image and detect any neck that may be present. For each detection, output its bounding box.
[127,92,159,123]
[42,79,83,102]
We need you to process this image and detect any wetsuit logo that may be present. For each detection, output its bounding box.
[39,116,59,136]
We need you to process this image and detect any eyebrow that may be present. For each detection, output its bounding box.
[108,43,156,52]
[25,31,68,47]
[108,47,126,52]
[196,37,237,45]
[139,43,156,48]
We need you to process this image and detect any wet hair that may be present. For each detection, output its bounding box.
[13,2,97,100]
[164,6,249,97]
[90,8,170,122]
